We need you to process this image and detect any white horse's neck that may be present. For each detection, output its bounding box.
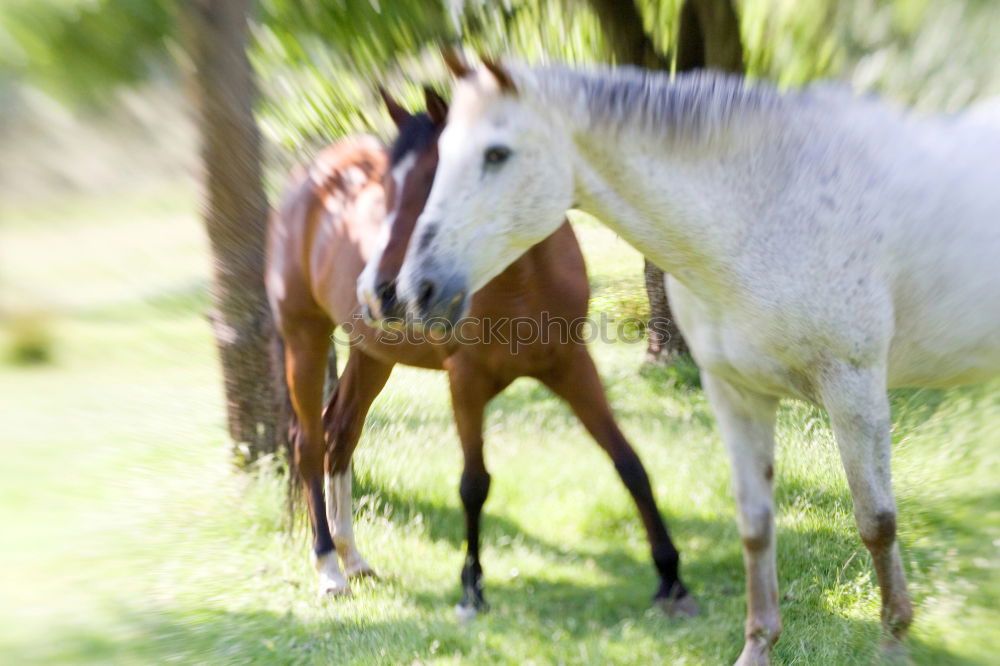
[568,123,754,298]
[526,68,797,303]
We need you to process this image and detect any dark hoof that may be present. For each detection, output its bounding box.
[655,593,700,618]
[654,583,700,618]
[457,582,489,623]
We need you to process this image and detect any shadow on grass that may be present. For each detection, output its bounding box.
[285,370,995,664]
[346,461,993,665]
[8,556,977,666]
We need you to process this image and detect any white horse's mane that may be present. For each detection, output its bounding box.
[508,63,881,143]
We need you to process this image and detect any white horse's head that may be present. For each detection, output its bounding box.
[391,54,574,327]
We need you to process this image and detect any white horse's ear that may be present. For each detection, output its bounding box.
[423,86,449,125]
[442,46,472,79]
[378,86,411,129]
[481,57,517,95]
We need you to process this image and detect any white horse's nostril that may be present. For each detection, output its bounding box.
[417,279,437,313]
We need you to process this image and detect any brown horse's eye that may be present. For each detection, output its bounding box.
[483,145,511,167]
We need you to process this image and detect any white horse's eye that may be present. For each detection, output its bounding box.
[483,145,512,167]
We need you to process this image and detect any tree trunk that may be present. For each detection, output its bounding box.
[588,0,743,363]
[587,0,682,362]
[686,0,744,73]
[181,0,287,463]
[586,0,671,70]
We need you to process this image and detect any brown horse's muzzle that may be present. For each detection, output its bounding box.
[373,279,407,322]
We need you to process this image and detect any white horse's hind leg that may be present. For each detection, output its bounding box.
[326,465,376,579]
[702,372,780,666]
[819,364,912,656]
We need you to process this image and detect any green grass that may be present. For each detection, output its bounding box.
[0,189,997,665]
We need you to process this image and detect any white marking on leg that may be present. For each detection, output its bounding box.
[315,550,350,597]
[326,464,375,579]
[455,603,479,623]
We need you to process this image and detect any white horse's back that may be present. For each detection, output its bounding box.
[878,106,1000,387]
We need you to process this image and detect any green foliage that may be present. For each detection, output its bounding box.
[641,352,703,390]
[0,0,173,104]
[252,0,612,162]
[257,0,453,70]
[252,0,454,157]
[5,0,997,148]
[589,276,650,339]
[252,0,1000,159]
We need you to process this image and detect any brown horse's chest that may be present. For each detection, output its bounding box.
[458,278,581,377]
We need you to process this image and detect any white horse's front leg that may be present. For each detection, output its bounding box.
[819,363,912,659]
[326,465,376,579]
[703,372,781,666]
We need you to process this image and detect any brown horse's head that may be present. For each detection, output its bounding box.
[358,86,448,323]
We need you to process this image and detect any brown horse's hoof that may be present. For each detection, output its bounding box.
[345,562,378,580]
[655,592,700,618]
[319,582,353,598]
[455,602,480,623]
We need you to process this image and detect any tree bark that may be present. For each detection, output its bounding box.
[181,0,287,462]
[685,0,744,73]
[588,0,743,364]
[587,0,682,362]
[586,0,671,70]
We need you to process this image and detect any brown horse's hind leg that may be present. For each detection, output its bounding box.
[282,315,346,596]
[538,345,698,617]
[324,350,393,582]
[446,359,510,619]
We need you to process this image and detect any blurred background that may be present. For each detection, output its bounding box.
[1,1,998,664]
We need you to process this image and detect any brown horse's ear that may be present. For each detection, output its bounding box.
[441,45,472,78]
[481,56,517,95]
[423,86,449,125]
[378,86,411,129]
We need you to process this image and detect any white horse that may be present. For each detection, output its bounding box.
[357,56,1000,664]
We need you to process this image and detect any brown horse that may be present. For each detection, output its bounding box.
[266,87,696,617]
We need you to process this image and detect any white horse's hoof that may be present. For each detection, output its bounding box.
[733,638,772,666]
[455,603,479,623]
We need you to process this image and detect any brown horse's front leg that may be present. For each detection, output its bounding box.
[538,345,698,617]
[446,358,509,619]
[324,350,393,582]
[282,316,346,596]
